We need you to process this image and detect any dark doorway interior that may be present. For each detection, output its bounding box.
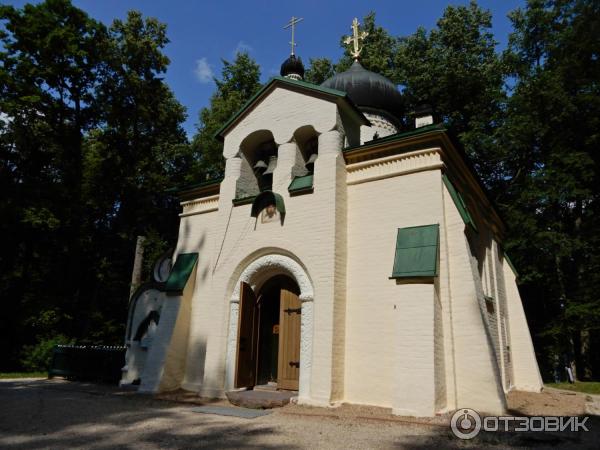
[256,277,282,385]
[235,274,301,390]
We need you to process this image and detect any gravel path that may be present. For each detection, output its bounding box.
[0,379,597,449]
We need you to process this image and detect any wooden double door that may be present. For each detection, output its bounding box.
[235,277,301,390]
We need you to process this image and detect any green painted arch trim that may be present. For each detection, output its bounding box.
[250,191,285,218]
[165,253,198,295]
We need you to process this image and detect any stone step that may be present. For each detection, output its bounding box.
[253,383,278,392]
[226,389,297,409]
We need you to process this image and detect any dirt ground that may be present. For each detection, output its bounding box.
[1,379,598,449]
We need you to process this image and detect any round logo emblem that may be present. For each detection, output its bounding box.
[450,408,482,439]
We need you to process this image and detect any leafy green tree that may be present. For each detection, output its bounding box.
[304,57,335,85]
[190,52,261,180]
[0,0,108,369]
[395,1,506,179]
[81,10,189,338]
[499,0,600,379]
[21,335,74,372]
[0,1,189,369]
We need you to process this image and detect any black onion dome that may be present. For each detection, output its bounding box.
[280,55,305,79]
[321,61,403,118]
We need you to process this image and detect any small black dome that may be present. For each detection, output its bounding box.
[321,61,403,118]
[280,55,305,79]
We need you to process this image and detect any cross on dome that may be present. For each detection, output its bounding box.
[344,18,369,60]
[283,16,303,56]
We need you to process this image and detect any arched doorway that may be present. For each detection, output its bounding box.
[235,275,301,391]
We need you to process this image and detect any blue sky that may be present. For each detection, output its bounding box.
[10,0,525,136]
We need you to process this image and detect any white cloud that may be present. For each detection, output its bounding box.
[234,41,253,56]
[194,57,214,83]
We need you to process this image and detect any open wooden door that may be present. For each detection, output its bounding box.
[277,287,301,390]
[235,281,258,388]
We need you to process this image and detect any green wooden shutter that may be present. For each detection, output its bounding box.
[165,253,198,294]
[391,224,439,278]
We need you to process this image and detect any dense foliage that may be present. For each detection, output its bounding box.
[1,0,598,380]
[499,0,600,379]
[0,0,190,370]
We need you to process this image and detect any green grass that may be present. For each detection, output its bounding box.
[0,372,47,379]
[546,381,600,395]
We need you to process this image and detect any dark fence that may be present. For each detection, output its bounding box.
[49,345,126,384]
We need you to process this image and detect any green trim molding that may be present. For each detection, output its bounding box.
[167,177,223,195]
[232,195,256,206]
[165,253,198,295]
[391,224,439,279]
[288,174,314,195]
[343,123,446,153]
[250,191,286,218]
[442,175,478,232]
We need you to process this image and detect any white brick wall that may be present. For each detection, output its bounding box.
[442,184,506,414]
[393,283,436,416]
[502,258,543,392]
[434,280,447,411]
[176,91,350,404]
[345,169,443,409]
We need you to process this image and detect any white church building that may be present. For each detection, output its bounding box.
[121,19,543,417]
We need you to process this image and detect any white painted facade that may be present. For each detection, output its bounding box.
[122,77,543,416]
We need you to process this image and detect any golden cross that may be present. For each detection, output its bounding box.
[344,18,369,60]
[284,16,303,56]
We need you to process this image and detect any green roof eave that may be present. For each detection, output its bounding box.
[272,75,348,97]
[442,174,478,233]
[344,124,508,234]
[504,253,519,278]
[166,177,223,195]
[343,123,447,154]
[215,76,369,140]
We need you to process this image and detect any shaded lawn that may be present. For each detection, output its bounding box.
[0,372,47,379]
[546,381,600,395]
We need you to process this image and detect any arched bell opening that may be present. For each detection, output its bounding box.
[236,130,278,198]
[293,125,319,175]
